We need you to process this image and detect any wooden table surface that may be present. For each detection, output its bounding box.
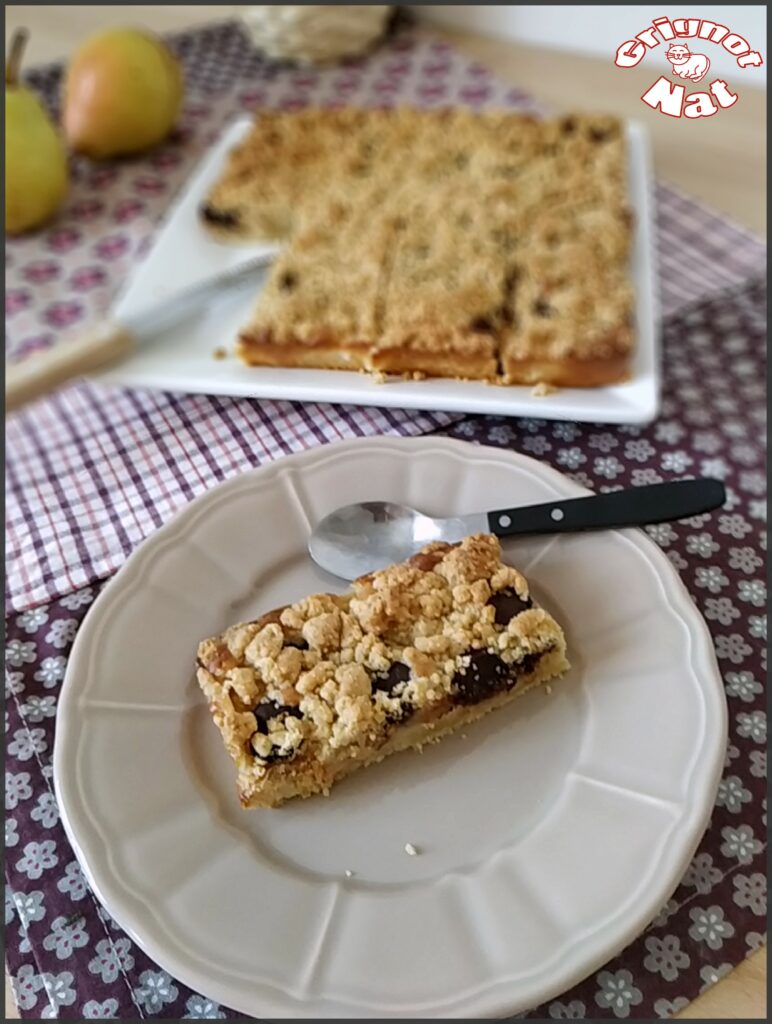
[5,6,766,1021]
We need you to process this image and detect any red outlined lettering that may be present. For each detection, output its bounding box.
[615,40,646,67]
[684,91,718,117]
[641,76,684,116]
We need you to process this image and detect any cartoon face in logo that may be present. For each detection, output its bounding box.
[665,44,711,82]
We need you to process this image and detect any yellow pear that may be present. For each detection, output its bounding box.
[63,28,183,159]
[5,29,68,235]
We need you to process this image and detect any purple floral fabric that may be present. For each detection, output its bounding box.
[5,277,766,1019]
[4,17,766,1021]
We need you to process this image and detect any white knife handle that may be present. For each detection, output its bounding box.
[5,321,136,414]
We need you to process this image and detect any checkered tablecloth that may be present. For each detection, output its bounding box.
[5,18,766,1021]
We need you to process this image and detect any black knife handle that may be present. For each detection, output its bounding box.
[487,479,726,538]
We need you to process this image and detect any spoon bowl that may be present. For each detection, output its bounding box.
[308,501,486,581]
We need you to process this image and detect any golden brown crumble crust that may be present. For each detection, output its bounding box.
[203,108,634,385]
[197,534,569,806]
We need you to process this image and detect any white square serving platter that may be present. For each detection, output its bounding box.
[98,118,660,424]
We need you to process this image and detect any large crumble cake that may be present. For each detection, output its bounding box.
[202,108,634,388]
[196,534,569,807]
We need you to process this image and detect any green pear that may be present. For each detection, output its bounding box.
[63,28,183,159]
[5,29,68,235]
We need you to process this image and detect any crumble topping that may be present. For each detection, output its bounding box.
[197,534,565,776]
[203,108,634,383]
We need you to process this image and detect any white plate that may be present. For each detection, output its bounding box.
[97,119,660,425]
[55,438,725,1018]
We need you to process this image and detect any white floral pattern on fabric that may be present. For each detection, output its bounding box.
[82,997,120,1018]
[56,860,89,902]
[715,775,752,813]
[6,816,20,847]
[724,671,763,702]
[556,447,586,469]
[631,467,663,486]
[6,640,37,666]
[642,935,690,981]
[594,970,643,1018]
[5,670,25,697]
[60,588,94,610]
[686,532,720,557]
[645,523,677,547]
[703,598,740,626]
[720,824,762,865]
[654,421,685,444]
[714,634,752,664]
[737,579,766,607]
[593,456,624,480]
[136,969,180,1014]
[653,996,690,1018]
[736,710,767,744]
[718,514,753,539]
[682,852,721,895]
[548,999,587,1018]
[12,889,46,929]
[687,906,736,950]
[43,914,90,959]
[623,439,655,462]
[748,614,766,639]
[16,607,49,634]
[34,656,66,687]
[44,618,79,649]
[694,566,729,593]
[699,457,729,479]
[183,994,228,1018]
[728,548,765,573]
[5,770,33,809]
[588,433,619,453]
[21,694,57,722]
[748,750,766,779]
[660,451,693,473]
[30,791,60,828]
[5,887,16,926]
[11,964,45,1010]
[521,435,552,456]
[39,969,77,1011]
[15,839,59,880]
[698,962,732,992]
[88,936,136,984]
[7,726,48,761]
[745,931,766,953]
[732,873,766,915]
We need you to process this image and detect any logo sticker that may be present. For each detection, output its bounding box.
[615,15,763,118]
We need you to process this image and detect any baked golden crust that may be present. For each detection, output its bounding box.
[196,534,569,807]
[203,108,634,386]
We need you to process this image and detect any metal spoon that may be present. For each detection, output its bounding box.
[308,478,725,580]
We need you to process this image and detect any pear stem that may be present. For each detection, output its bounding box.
[6,28,29,87]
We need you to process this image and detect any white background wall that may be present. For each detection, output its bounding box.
[412,5,767,82]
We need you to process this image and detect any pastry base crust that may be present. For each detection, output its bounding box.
[503,353,632,388]
[237,333,371,371]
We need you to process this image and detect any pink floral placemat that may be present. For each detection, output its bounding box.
[5,18,766,1021]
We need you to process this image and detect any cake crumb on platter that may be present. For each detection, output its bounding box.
[531,381,558,397]
[404,842,420,856]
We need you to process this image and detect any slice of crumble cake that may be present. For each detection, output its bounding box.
[196,534,569,808]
